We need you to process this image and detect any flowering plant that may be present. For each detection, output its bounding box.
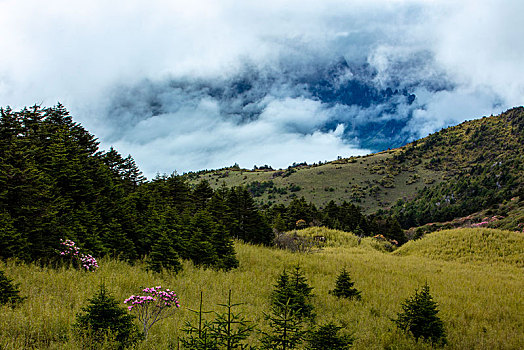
[124,286,180,338]
[58,239,99,271]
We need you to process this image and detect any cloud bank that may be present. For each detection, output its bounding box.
[1,0,523,177]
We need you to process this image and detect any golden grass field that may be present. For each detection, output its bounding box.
[1,228,523,349]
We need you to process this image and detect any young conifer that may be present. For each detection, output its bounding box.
[271,266,315,321]
[394,282,446,346]
[73,284,142,349]
[330,268,361,300]
[260,299,306,350]
[0,269,25,307]
[306,322,354,350]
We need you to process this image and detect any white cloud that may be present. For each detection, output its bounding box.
[1,0,523,177]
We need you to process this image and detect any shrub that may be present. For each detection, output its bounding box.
[394,282,446,346]
[58,239,99,271]
[0,269,25,307]
[73,284,142,349]
[124,285,180,339]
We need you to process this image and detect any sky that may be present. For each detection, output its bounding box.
[1,0,523,178]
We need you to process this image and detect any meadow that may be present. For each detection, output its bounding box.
[1,228,523,349]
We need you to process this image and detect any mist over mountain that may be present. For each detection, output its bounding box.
[1,0,523,177]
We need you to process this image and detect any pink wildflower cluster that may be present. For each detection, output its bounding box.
[124,286,180,338]
[58,239,99,271]
[124,286,180,311]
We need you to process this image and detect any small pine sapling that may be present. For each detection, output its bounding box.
[0,269,25,307]
[394,282,446,346]
[181,291,217,350]
[260,299,307,350]
[306,322,354,350]
[330,268,361,300]
[210,289,255,349]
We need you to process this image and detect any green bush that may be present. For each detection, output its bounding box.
[0,269,25,307]
[330,268,361,300]
[73,284,142,349]
[394,282,446,346]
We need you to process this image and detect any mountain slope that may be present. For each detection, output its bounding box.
[189,107,524,224]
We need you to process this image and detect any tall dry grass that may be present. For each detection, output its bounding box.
[1,228,522,349]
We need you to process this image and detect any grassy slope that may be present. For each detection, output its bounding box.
[191,150,443,212]
[1,228,523,349]
[188,108,524,219]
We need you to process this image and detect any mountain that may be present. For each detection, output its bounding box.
[188,107,524,230]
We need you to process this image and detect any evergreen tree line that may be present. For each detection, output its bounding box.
[0,105,272,271]
[0,104,406,271]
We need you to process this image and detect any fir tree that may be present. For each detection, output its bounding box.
[147,231,183,274]
[73,284,142,349]
[306,322,353,350]
[330,268,361,300]
[210,290,254,349]
[0,269,25,307]
[394,282,446,346]
[181,291,217,350]
[271,267,315,321]
[260,299,306,350]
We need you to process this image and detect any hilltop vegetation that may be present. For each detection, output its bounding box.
[1,228,522,349]
[189,107,524,232]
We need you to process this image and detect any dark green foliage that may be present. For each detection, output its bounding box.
[271,267,315,321]
[210,290,254,350]
[147,231,183,274]
[306,322,354,350]
[73,284,142,349]
[260,299,307,350]
[394,283,446,346]
[0,105,143,261]
[224,186,273,245]
[0,269,25,307]
[330,268,361,300]
[189,211,238,270]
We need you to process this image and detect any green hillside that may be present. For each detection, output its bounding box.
[2,228,523,349]
[188,107,524,230]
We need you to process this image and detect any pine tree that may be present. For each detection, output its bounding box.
[394,282,446,345]
[210,290,254,349]
[260,299,306,350]
[0,269,25,307]
[181,291,217,350]
[306,322,354,350]
[73,284,142,349]
[330,268,361,300]
[147,231,183,274]
[271,267,315,321]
